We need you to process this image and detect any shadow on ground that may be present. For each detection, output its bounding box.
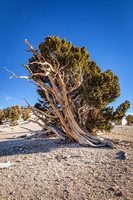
[0,134,94,157]
[0,133,115,157]
[0,137,63,157]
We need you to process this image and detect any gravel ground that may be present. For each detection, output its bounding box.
[0,123,133,200]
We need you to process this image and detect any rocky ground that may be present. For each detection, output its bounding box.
[0,121,133,200]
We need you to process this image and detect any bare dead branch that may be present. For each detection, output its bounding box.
[25,39,42,63]
[31,72,49,78]
[29,61,54,73]
[21,64,33,75]
[73,95,80,102]
[50,53,60,69]
[78,102,87,114]
[67,75,83,94]
[33,105,58,119]
[4,67,29,79]
[59,60,70,72]
[29,119,44,128]
[24,98,49,128]
[26,80,39,87]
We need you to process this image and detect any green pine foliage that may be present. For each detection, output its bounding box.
[5,107,12,119]
[4,106,20,121]
[113,101,130,121]
[21,108,31,121]
[8,107,20,126]
[126,114,133,125]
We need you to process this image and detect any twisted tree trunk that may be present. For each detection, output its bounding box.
[6,39,115,148]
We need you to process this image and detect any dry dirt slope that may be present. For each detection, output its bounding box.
[0,122,133,200]
[102,125,133,142]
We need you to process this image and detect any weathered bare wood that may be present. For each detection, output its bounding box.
[4,67,29,79]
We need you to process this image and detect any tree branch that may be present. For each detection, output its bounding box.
[4,67,29,79]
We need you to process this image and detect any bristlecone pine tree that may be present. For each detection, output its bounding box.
[8,36,130,148]
[9,106,20,126]
[126,114,133,125]
[22,108,31,121]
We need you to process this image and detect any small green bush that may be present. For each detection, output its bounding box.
[22,108,31,121]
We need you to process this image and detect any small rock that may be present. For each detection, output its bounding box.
[0,161,15,168]
[115,191,123,196]
[116,151,127,160]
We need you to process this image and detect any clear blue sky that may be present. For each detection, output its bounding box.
[0,0,132,114]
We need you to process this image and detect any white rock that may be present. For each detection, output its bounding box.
[0,161,15,168]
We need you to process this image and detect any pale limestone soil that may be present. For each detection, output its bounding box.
[0,123,133,200]
[102,125,133,142]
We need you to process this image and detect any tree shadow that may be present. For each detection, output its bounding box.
[0,137,56,157]
[0,134,112,157]
[20,126,38,132]
[0,136,85,157]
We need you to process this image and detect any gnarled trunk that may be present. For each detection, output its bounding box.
[6,39,115,148]
[60,105,114,148]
